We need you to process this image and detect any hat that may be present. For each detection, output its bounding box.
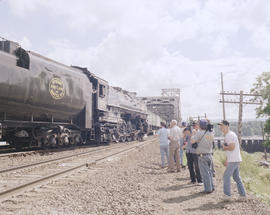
[218,120,229,126]
[181,122,186,126]
[183,127,191,132]
[199,119,208,129]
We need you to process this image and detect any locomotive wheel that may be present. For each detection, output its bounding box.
[69,137,76,145]
[112,134,119,143]
[48,135,57,147]
[119,136,125,142]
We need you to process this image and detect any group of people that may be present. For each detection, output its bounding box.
[156,119,246,201]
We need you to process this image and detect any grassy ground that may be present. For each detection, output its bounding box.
[213,150,270,205]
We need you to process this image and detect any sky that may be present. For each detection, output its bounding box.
[1,0,270,121]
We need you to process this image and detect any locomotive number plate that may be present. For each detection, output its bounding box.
[49,78,65,100]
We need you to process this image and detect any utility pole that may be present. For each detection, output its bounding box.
[260,121,267,160]
[238,91,243,144]
[221,73,226,120]
[219,91,261,144]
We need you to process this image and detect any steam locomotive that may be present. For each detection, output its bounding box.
[0,38,163,148]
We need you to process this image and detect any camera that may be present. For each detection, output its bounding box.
[192,142,198,149]
[206,123,213,132]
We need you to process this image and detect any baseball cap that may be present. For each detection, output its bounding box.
[181,122,186,126]
[218,120,230,126]
[199,119,208,129]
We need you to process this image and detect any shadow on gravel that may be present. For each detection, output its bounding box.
[139,165,163,171]
[144,171,168,175]
[176,177,190,182]
[183,201,231,212]
[158,183,197,192]
[163,192,202,203]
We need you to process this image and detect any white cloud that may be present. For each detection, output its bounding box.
[211,33,229,56]
[251,27,270,51]
[5,0,270,120]
[7,0,44,16]
[19,36,32,49]
[1,33,32,49]
[44,35,270,120]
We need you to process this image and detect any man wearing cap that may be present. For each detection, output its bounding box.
[219,120,246,201]
[191,119,214,194]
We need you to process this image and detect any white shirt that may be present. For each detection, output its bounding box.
[224,130,242,162]
[169,125,181,142]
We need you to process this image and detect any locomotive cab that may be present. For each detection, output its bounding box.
[0,40,29,69]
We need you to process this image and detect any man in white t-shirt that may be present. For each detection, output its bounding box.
[218,120,246,201]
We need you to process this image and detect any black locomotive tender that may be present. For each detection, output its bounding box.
[0,38,164,148]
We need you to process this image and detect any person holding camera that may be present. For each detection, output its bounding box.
[218,120,246,201]
[183,127,202,185]
[191,119,214,194]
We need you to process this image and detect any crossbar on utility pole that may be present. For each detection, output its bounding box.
[219,91,262,144]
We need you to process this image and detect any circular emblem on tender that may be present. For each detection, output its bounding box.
[49,78,65,100]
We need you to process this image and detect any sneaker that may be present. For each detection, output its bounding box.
[222,195,231,202]
[199,190,213,194]
[238,196,247,202]
[197,182,203,186]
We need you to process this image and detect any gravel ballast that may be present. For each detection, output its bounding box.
[1,139,270,215]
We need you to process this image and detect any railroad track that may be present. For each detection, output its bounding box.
[0,144,15,154]
[0,144,98,158]
[0,138,156,202]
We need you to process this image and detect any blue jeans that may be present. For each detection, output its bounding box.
[223,162,246,196]
[198,154,214,192]
[186,153,202,183]
[160,145,169,167]
[179,139,184,165]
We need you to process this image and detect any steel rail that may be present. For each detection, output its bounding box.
[0,144,118,174]
[0,138,156,201]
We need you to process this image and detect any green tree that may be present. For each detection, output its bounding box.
[251,72,270,160]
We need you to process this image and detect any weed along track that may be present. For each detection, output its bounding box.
[0,138,155,202]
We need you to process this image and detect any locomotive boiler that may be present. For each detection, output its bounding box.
[0,38,160,148]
